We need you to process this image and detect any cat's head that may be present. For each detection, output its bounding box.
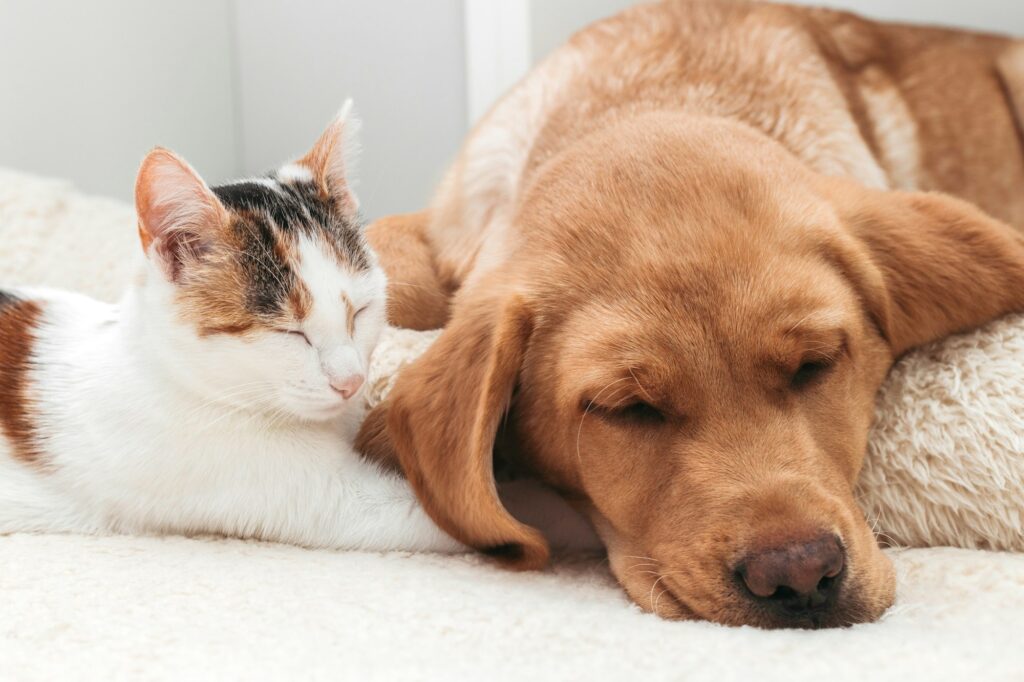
[133,102,386,422]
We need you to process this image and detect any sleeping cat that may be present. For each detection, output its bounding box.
[0,105,462,552]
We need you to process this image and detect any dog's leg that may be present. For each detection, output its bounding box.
[366,211,452,330]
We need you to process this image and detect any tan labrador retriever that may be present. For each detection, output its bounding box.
[360,0,1024,628]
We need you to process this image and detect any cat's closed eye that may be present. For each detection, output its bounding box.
[278,328,312,346]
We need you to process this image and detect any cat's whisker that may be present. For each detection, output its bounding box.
[183,381,276,420]
[195,393,287,434]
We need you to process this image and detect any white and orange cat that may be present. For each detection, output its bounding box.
[0,106,464,552]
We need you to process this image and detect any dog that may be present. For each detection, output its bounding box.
[359,0,1024,628]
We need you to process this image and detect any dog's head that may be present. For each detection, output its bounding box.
[382,114,1024,628]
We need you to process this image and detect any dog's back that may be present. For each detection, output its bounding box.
[800,4,1024,227]
[424,0,1024,290]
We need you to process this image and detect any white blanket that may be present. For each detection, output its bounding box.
[1,168,1022,680]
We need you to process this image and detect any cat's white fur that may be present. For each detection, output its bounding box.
[0,111,463,553]
[0,276,456,551]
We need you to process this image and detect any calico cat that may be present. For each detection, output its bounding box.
[0,105,462,552]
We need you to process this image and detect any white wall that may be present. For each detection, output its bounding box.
[0,0,238,202]
[529,0,635,61]
[1,1,1021,214]
[783,0,1024,34]
[528,0,1024,65]
[232,0,467,220]
[0,0,466,219]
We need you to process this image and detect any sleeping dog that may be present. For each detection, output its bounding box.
[361,0,1024,628]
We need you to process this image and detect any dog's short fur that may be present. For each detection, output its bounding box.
[360,1,1024,628]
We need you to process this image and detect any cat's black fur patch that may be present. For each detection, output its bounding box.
[276,180,370,271]
[233,213,295,318]
[211,176,370,318]
[213,179,368,271]
[215,181,309,233]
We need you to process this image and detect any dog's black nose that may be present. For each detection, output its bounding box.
[736,533,845,619]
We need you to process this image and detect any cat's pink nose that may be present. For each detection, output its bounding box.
[329,374,365,400]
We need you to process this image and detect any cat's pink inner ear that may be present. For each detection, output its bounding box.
[135,148,225,281]
[298,101,358,209]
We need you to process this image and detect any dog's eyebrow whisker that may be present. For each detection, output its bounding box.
[575,377,632,466]
[627,366,657,404]
[594,381,638,408]
[799,343,843,358]
[784,311,820,334]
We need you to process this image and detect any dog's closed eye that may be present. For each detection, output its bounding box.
[583,399,667,425]
[790,358,835,389]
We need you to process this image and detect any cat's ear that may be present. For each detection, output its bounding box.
[297,99,360,211]
[135,148,226,283]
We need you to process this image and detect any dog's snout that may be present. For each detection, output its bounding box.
[736,533,845,618]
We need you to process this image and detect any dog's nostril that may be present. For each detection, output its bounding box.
[769,585,798,601]
[736,533,845,617]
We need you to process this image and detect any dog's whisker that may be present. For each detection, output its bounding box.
[621,554,659,562]
[575,377,631,466]
[654,585,672,618]
[648,574,670,618]
[627,366,656,404]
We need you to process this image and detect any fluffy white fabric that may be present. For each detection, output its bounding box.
[863,315,1024,550]
[0,535,1021,681]
[0,169,137,302]
[1,167,1023,679]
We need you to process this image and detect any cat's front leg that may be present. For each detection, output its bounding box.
[300,453,466,554]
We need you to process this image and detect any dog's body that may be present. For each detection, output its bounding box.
[374,1,1024,331]
[363,1,1024,628]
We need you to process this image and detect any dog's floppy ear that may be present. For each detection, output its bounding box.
[385,284,549,570]
[825,179,1024,357]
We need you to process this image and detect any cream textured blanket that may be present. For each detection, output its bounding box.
[1,168,1022,680]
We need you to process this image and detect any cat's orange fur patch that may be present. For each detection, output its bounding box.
[290,284,312,321]
[0,298,44,465]
[340,292,357,337]
[186,217,309,338]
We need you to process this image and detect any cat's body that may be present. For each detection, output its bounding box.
[0,285,456,550]
[0,109,462,552]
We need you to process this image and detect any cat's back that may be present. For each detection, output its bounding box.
[0,287,111,531]
[0,290,47,466]
[0,286,112,464]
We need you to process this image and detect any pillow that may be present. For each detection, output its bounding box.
[860,314,1024,550]
[0,169,137,302]
[3,167,1022,551]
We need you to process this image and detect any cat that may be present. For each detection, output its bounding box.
[0,103,463,552]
